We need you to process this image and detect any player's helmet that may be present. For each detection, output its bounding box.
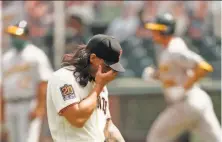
[145,13,176,35]
[6,20,29,36]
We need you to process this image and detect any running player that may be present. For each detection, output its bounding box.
[144,13,221,142]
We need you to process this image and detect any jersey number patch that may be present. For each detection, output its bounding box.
[60,84,75,101]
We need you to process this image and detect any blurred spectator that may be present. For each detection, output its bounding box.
[2,1,26,53]
[105,1,141,43]
[187,1,211,39]
[135,1,158,63]
[157,1,176,14]
[94,1,124,23]
[66,1,96,25]
[186,1,219,61]
[137,1,157,42]
[118,6,157,77]
[141,1,157,23]
[24,1,53,51]
[65,14,93,53]
[171,2,189,37]
[3,1,220,80]
[209,1,221,43]
[90,1,124,36]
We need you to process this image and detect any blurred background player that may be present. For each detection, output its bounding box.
[143,13,221,142]
[2,20,53,142]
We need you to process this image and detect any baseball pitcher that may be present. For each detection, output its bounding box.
[47,34,125,142]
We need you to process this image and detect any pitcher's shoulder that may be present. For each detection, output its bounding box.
[50,67,74,82]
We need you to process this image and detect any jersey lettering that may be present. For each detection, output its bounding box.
[97,96,107,115]
[102,97,107,115]
[97,96,101,109]
[159,64,169,73]
[4,63,31,79]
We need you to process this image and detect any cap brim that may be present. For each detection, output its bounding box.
[105,61,125,72]
[6,26,24,36]
[144,23,167,31]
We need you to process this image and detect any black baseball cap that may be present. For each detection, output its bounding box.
[87,34,125,72]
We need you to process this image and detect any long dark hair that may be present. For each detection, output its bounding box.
[61,45,94,87]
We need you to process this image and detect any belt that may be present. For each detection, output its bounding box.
[6,96,35,103]
[162,79,177,88]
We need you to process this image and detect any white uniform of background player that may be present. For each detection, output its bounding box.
[143,37,221,142]
[2,39,53,142]
[143,13,221,142]
[47,66,111,142]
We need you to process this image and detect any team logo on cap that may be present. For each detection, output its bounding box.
[15,28,24,36]
[60,84,75,101]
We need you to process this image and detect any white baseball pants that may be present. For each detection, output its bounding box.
[146,86,221,142]
[6,101,31,142]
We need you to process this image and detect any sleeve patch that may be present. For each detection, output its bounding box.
[60,84,75,101]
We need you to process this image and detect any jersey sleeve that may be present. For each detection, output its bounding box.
[172,49,204,69]
[48,77,81,113]
[36,50,53,81]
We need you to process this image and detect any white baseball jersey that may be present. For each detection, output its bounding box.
[146,37,221,142]
[156,37,204,102]
[2,43,53,100]
[47,66,111,142]
[157,37,204,86]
